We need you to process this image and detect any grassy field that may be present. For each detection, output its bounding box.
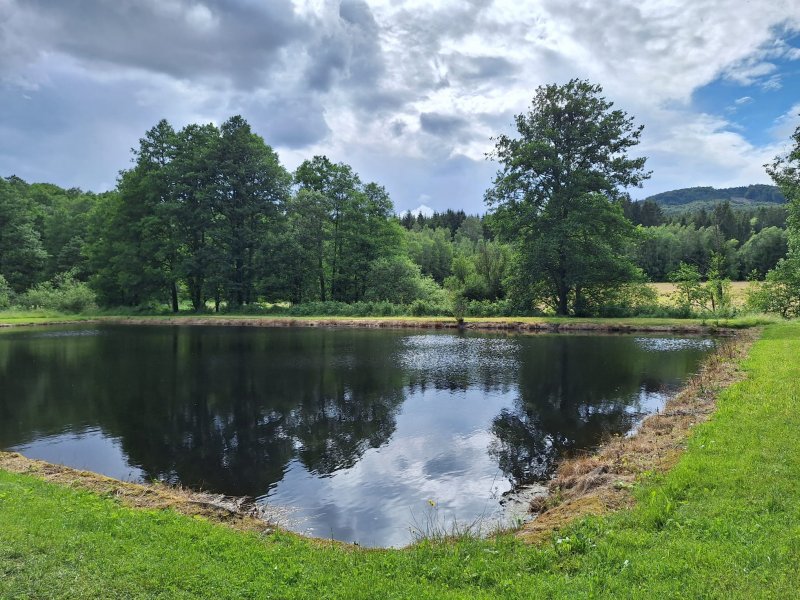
[2,323,799,597]
[650,281,752,307]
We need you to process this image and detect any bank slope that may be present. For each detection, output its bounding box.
[1,324,799,598]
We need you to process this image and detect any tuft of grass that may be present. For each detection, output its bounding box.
[2,324,800,598]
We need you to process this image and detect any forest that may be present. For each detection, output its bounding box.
[0,82,796,318]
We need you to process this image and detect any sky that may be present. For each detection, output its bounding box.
[1,0,799,214]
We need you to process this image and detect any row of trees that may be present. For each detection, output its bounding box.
[86,119,420,311]
[2,79,798,316]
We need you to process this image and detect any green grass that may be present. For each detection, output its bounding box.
[2,323,800,597]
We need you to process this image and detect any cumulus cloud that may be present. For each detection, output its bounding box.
[1,0,800,211]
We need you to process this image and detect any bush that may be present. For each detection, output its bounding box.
[464,299,515,317]
[577,282,660,318]
[364,257,430,304]
[17,272,97,313]
[745,256,800,318]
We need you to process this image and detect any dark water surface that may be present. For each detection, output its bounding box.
[0,324,714,546]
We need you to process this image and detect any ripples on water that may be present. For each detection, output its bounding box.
[635,337,716,352]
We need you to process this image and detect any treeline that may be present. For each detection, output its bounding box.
[621,199,788,280]
[0,116,506,314]
[0,105,794,317]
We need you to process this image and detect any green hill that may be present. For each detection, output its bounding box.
[643,184,785,214]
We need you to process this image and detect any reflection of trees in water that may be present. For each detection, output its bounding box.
[0,327,408,496]
[489,336,708,485]
[0,328,710,496]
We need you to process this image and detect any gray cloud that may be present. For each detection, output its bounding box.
[420,112,470,137]
[304,0,385,105]
[11,0,305,89]
[237,94,331,149]
[445,53,518,82]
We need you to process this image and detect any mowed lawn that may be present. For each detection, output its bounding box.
[1,323,799,598]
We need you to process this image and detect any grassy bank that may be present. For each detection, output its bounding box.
[2,323,800,597]
[0,310,780,331]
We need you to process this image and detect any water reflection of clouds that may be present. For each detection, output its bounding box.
[262,386,515,548]
[11,427,144,483]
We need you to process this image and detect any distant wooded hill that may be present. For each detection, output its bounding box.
[642,185,786,214]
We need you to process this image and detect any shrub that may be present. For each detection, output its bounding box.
[17,272,97,313]
[745,256,800,318]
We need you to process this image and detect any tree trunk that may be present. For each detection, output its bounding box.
[170,281,179,313]
[556,290,569,316]
[190,277,204,312]
[318,255,326,302]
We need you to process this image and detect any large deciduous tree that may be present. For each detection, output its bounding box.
[0,177,48,293]
[293,156,401,303]
[753,116,800,316]
[485,79,650,315]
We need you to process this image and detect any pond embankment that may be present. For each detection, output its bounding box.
[517,327,759,542]
[0,313,742,335]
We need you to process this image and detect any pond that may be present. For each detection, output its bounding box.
[0,324,715,547]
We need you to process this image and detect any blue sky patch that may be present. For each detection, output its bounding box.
[692,31,800,147]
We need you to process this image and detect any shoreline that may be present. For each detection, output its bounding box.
[0,327,754,549]
[0,314,740,335]
[517,327,758,542]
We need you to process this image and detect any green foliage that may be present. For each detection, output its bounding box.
[669,262,704,310]
[578,281,660,318]
[754,112,800,317]
[766,118,800,254]
[486,79,649,315]
[0,274,13,309]
[294,156,402,303]
[737,226,788,278]
[0,177,49,292]
[746,256,800,318]
[405,227,453,283]
[364,256,430,304]
[705,252,732,314]
[16,272,97,313]
[645,184,786,207]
